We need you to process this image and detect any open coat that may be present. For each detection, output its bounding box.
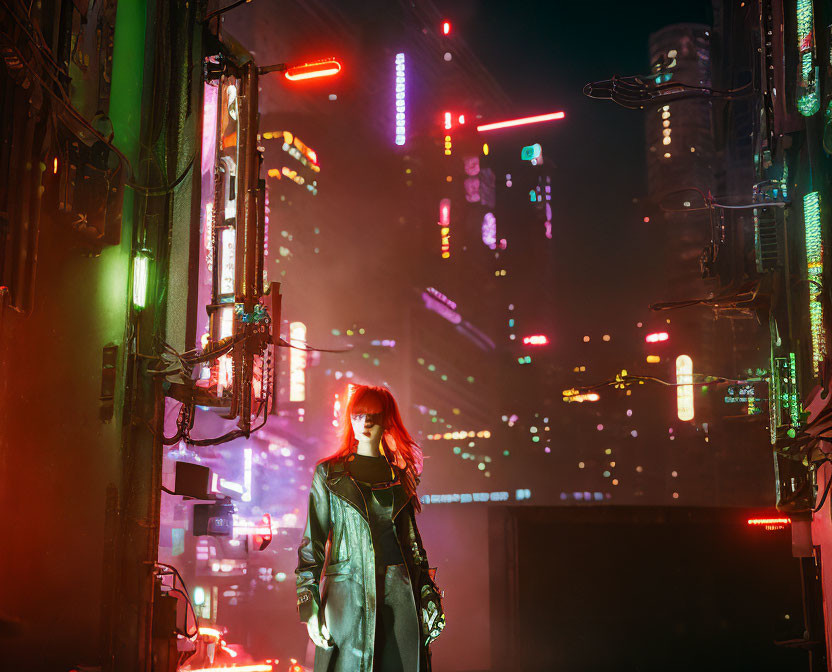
[296,458,436,672]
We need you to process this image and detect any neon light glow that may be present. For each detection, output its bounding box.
[747,517,790,530]
[477,111,565,132]
[439,198,450,259]
[523,335,549,345]
[198,627,223,639]
[442,21,451,35]
[185,666,273,672]
[796,0,819,115]
[481,212,497,249]
[444,112,452,130]
[289,321,308,401]
[521,144,542,161]
[562,389,600,403]
[444,134,452,156]
[394,53,406,146]
[675,355,694,421]
[646,355,661,363]
[803,191,826,374]
[132,251,150,310]
[645,332,669,343]
[284,58,342,81]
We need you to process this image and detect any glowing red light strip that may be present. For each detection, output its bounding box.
[284,59,342,81]
[477,111,565,132]
[747,517,790,525]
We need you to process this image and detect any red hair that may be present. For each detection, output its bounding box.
[326,385,423,509]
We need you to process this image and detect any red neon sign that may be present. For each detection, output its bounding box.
[442,21,451,35]
[747,517,790,530]
[523,335,549,345]
[645,332,669,343]
[284,58,342,81]
[477,111,566,133]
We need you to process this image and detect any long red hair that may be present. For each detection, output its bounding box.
[326,385,423,509]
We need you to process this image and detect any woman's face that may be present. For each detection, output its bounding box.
[351,411,384,445]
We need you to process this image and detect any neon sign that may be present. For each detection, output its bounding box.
[439,198,450,259]
[675,355,694,421]
[394,53,406,146]
[289,321,307,402]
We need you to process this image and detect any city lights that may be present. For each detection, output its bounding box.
[645,331,669,343]
[427,430,492,440]
[132,250,150,310]
[283,58,342,81]
[803,191,826,374]
[476,111,566,132]
[442,21,451,35]
[394,53,406,146]
[522,334,549,345]
[289,321,308,401]
[675,355,694,421]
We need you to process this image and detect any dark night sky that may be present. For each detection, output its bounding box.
[439,0,713,345]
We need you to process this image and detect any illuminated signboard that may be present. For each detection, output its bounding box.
[522,334,548,345]
[803,191,826,374]
[289,321,308,402]
[645,332,669,343]
[439,198,450,258]
[675,354,694,421]
[481,212,497,249]
[394,53,406,145]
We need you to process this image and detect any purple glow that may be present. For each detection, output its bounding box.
[395,53,406,145]
[481,212,497,249]
[422,292,462,324]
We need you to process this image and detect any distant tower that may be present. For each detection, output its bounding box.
[645,25,716,382]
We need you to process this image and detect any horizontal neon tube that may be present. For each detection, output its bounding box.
[185,666,272,672]
[284,59,342,81]
[477,111,565,132]
[747,517,791,526]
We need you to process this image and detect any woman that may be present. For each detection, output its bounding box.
[296,384,445,672]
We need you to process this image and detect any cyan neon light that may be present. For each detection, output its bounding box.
[395,53,406,145]
[804,191,826,374]
[796,0,819,115]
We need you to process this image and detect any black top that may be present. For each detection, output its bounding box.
[346,453,405,568]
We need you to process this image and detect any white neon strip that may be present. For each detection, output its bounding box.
[242,448,252,502]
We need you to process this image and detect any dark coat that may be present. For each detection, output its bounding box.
[296,458,436,672]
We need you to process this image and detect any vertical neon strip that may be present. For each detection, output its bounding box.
[439,199,450,259]
[804,191,826,374]
[242,447,252,502]
[289,321,307,401]
[789,352,800,427]
[394,53,406,146]
[797,0,819,115]
[675,355,694,421]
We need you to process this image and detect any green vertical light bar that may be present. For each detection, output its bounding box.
[110,0,147,304]
[789,352,800,430]
[804,191,826,374]
[797,0,820,116]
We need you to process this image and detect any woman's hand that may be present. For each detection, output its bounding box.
[306,611,334,649]
[420,584,445,645]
